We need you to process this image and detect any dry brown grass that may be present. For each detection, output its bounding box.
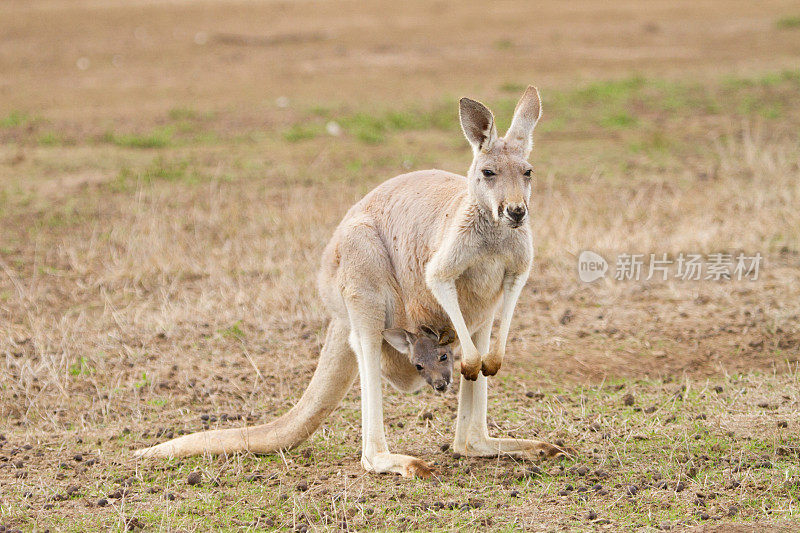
[1,0,800,531]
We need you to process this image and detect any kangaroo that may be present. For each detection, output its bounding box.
[135,86,569,477]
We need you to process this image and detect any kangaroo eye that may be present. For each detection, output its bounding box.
[415,364,423,371]
[439,354,448,362]
[523,169,532,177]
[481,169,495,178]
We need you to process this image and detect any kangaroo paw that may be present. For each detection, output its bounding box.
[460,359,481,381]
[481,351,503,376]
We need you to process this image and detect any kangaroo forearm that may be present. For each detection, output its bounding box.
[496,273,528,349]
[426,277,477,355]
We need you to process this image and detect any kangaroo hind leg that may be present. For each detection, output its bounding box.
[349,322,433,478]
[338,220,432,478]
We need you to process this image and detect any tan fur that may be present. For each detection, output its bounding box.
[135,87,571,475]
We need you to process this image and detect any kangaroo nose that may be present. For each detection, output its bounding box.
[433,379,448,392]
[506,205,527,223]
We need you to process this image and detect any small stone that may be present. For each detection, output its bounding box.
[468,498,483,508]
[626,485,638,496]
[97,498,108,507]
[296,482,309,492]
[186,471,202,486]
[622,393,635,406]
[73,454,83,462]
[421,412,434,421]
[440,443,450,452]
[713,386,723,393]
[587,510,597,520]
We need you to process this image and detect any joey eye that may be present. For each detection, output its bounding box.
[523,169,532,178]
[481,169,495,178]
[415,364,423,371]
[439,354,448,362]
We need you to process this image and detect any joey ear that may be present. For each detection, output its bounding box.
[419,325,439,341]
[505,86,542,158]
[382,328,414,354]
[437,326,456,346]
[459,97,497,154]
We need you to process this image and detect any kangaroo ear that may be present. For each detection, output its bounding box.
[459,97,497,154]
[505,86,542,158]
[437,326,456,346]
[382,328,414,354]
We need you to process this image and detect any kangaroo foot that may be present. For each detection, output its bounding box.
[455,437,574,460]
[361,452,434,478]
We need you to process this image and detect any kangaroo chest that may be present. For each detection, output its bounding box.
[455,254,507,327]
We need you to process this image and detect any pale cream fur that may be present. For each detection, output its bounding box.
[134,86,569,477]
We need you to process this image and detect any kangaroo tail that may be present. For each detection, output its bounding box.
[134,320,357,459]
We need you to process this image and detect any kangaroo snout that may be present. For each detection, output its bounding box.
[433,379,449,392]
[505,204,527,226]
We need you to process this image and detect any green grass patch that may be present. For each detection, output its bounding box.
[0,111,31,128]
[500,82,528,94]
[102,126,175,149]
[37,131,63,146]
[168,107,199,121]
[283,124,324,142]
[111,157,206,191]
[600,111,638,129]
[69,356,95,376]
[776,15,800,29]
[135,372,151,389]
[218,320,245,340]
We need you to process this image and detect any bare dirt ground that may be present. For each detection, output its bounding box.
[1,0,800,531]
